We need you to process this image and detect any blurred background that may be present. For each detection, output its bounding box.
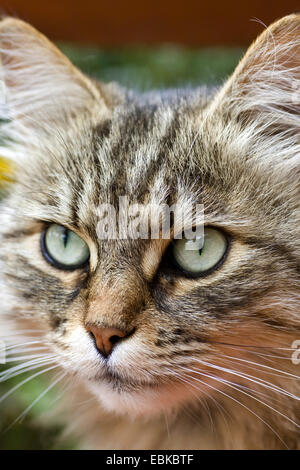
[0,0,299,450]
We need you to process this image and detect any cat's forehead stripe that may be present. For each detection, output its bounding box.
[71,102,198,234]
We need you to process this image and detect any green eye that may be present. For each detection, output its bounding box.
[172,227,228,276]
[42,224,90,270]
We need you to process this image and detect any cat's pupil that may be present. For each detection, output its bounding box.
[62,228,69,248]
[42,224,90,270]
[172,228,228,276]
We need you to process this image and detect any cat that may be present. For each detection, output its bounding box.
[0,14,299,449]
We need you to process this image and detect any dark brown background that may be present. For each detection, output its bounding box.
[1,0,299,46]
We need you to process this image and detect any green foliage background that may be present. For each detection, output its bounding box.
[0,43,243,450]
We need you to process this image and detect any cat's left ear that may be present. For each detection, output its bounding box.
[0,18,106,155]
[208,14,299,143]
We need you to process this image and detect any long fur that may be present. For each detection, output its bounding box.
[0,15,299,449]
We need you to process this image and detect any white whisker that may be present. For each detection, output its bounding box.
[0,363,59,404]
[222,354,300,380]
[191,357,300,401]
[5,371,67,432]
[175,365,289,448]
[178,364,300,430]
[0,357,56,382]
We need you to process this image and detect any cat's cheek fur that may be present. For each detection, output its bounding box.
[52,325,104,377]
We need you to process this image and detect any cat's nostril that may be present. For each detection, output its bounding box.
[110,335,122,345]
[86,325,133,358]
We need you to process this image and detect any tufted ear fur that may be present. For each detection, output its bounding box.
[207,14,300,172]
[0,17,106,162]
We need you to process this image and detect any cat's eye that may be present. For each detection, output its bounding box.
[172,227,228,277]
[41,224,90,270]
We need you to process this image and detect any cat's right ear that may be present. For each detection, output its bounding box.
[206,14,299,154]
[0,17,107,158]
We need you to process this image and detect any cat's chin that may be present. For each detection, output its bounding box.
[87,378,193,418]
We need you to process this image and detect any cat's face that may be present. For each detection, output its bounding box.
[0,16,299,420]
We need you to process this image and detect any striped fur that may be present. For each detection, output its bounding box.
[0,15,299,449]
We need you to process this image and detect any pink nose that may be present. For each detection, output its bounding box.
[86,325,130,357]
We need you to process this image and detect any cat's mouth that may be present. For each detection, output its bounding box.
[89,366,194,417]
[94,367,161,390]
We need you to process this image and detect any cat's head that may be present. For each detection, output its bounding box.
[0,15,299,421]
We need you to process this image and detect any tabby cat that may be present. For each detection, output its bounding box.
[0,14,299,449]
